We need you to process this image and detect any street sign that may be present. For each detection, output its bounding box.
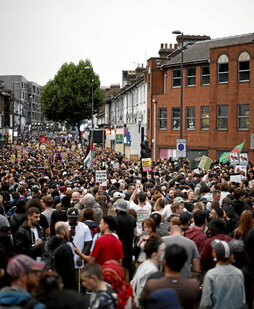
[176,139,186,158]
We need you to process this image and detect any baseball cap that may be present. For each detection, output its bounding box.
[67,208,79,218]
[114,199,128,212]
[113,192,125,199]
[7,254,45,279]
[211,239,231,260]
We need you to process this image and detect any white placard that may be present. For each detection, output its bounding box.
[230,174,242,183]
[95,170,107,186]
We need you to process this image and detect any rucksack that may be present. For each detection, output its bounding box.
[42,240,66,271]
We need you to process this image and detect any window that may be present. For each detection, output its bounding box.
[218,55,229,83]
[238,104,249,129]
[238,52,250,82]
[201,106,209,130]
[186,107,195,130]
[172,107,180,130]
[158,108,167,129]
[201,66,210,85]
[217,105,228,129]
[172,68,181,87]
[187,67,196,86]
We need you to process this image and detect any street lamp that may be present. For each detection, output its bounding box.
[84,66,94,144]
[152,96,157,161]
[12,81,19,143]
[172,30,184,140]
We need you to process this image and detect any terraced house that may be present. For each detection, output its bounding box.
[147,33,254,165]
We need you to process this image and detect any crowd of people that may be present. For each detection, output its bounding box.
[0,140,254,309]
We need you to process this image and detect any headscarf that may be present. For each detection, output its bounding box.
[102,260,134,309]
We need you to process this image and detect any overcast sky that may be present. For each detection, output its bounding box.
[1,0,253,88]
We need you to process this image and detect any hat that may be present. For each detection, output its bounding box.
[60,186,67,191]
[114,199,128,212]
[146,288,182,309]
[113,192,125,199]
[200,197,208,204]
[179,212,192,224]
[7,254,45,278]
[208,218,227,234]
[64,180,72,186]
[174,197,184,203]
[67,208,79,218]
[32,185,39,193]
[211,240,231,260]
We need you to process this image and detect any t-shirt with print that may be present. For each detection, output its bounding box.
[129,201,152,236]
[66,221,92,268]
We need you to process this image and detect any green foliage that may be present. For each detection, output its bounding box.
[41,59,103,127]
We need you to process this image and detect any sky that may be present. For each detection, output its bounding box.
[1,0,254,88]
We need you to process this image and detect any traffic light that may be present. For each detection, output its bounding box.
[140,140,151,158]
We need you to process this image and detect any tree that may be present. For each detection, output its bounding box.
[40,59,104,142]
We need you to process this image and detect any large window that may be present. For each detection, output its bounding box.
[201,66,210,85]
[217,105,228,129]
[186,67,196,86]
[218,54,229,83]
[158,108,167,130]
[172,107,180,130]
[238,52,250,82]
[186,107,195,130]
[172,68,181,87]
[238,104,249,129]
[201,106,209,130]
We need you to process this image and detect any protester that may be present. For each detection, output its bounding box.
[200,240,245,309]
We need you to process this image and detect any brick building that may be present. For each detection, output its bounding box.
[147,33,254,166]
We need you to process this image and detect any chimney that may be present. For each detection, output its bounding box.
[161,43,164,48]
[165,43,168,48]
[170,43,172,49]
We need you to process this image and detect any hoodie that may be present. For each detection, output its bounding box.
[0,286,44,309]
[184,227,207,254]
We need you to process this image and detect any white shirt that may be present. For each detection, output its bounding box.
[66,221,92,268]
[130,201,152,236]
[161,204,172,219]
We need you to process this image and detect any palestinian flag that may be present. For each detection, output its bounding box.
[219,141,245,163]
[84,149,92,167]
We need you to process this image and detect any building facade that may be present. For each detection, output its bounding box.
[147,33,254,165]
[0,75,46,139]
[104,68,147,160]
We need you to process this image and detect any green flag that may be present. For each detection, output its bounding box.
[219,141,245,163]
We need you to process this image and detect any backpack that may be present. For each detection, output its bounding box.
[42,240,66,271]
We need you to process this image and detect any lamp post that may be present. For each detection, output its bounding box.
[84,67,94,144]
[12,81,19,143]
[172,30,184,140]
[152,96,157,161]
[172,30,184,167]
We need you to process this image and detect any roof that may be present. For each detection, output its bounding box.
[162,33,254,67]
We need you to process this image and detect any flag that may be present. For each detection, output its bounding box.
[219,141,245,163]
[84,149,92,167]
[57,151,63,163]
[39,136,47,143]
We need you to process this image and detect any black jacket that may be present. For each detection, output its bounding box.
[14,221,45,258]
[47,236,76,290]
